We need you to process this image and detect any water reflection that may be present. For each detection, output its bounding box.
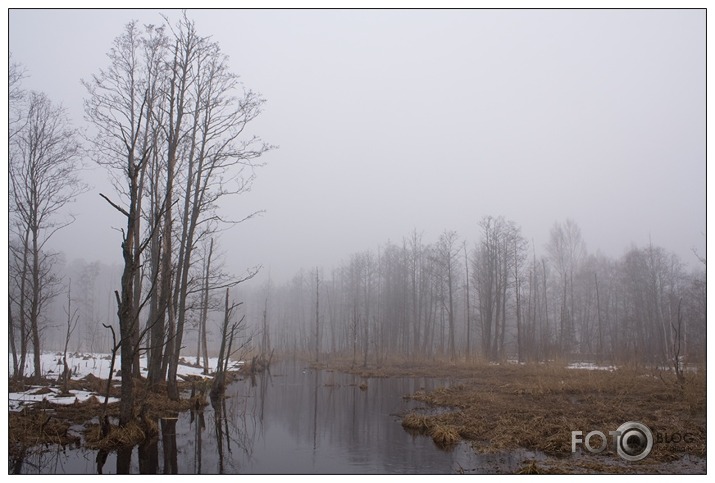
[161,417,178,473]
[12,360,489,474]
[138,432,158,473]
[116,445,132,474]
[191,408,205,473]
[10,447,26,474]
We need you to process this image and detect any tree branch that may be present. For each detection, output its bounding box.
[99,192,130,218]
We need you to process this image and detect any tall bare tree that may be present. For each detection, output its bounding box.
[473,216,524,361]
[314,268,320,363]
[546,219,586,356]
[9,54,27,140]
[436,230,459,360]
[158,14,198,400]
[84,21,166,425]
[165,18,271,399]
[10,91,84,381]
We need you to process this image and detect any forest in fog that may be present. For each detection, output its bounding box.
[8,11,706,413]
[255,220,706,367]
[10,212,708,372]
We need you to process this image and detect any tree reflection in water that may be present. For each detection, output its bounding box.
[138,430,159,473]
[207,370,266,473]
[190,406,205,473]
[116,445,132,474]
[161,417,178,474]
[87,370,266,475]
[10,362,492,474]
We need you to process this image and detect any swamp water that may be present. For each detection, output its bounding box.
[12,360,539,474]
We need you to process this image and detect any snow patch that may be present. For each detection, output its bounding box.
[8,352,243,411]
[566,362,616,371]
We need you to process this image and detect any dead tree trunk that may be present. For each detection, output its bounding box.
[200,240,213,375]
[595,272,604,363]
[315,268,320,364]
[464,243,471,361]
[211,288,240,400]
[60,281,79,394]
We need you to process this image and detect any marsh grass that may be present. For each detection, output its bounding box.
[391,360,705,468]
[8,377,212,456]
[401,412,433,432]
[429,424,461,449]
[9,410,80,453]
[84,421,147,449]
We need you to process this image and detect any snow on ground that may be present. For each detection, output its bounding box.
[8,352,243,412]
[8,387,120,412]
[566,362,616,371]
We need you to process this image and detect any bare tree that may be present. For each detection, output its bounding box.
[59,280,80,394]
[84,21,166,425]
[512,232,528,363]
[362,251,375,367]
[463,242,471,361]
[9,54,27,139]
[10,91,85,382]
[196,238,214,374]
[546,219,586,356]
[211,288,242,399]
[472,216,524,361]
[166,17,271,399]
[407,230,424,355]
[436,230,459,360]
[75,261,101,354]
[260,280,272,356]
[158,14,198,400]
[314,268,320,363]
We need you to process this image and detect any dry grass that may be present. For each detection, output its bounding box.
[429,424,461,449]
[402,412,433,432]
[313,355,502,379]
[9,411,80,456]
[517,460,550,474]
[8,376,211,455]
[403,411,465,450]
[387,360,706,472]
[85,421,147,449]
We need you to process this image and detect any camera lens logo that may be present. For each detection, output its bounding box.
[615,421,653,461]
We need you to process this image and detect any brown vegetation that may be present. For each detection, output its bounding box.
[9,410,80,451]
[8,376,214,458]
[84,421,149,450]
[313,355,706,472]
[390,359,705,473]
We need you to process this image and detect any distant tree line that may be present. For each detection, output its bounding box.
[256,217,705,368]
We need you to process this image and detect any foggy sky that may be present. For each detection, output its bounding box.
[7,8,706,283]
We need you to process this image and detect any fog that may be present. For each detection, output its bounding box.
[8,9,705,285]
[6,12,708,473]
